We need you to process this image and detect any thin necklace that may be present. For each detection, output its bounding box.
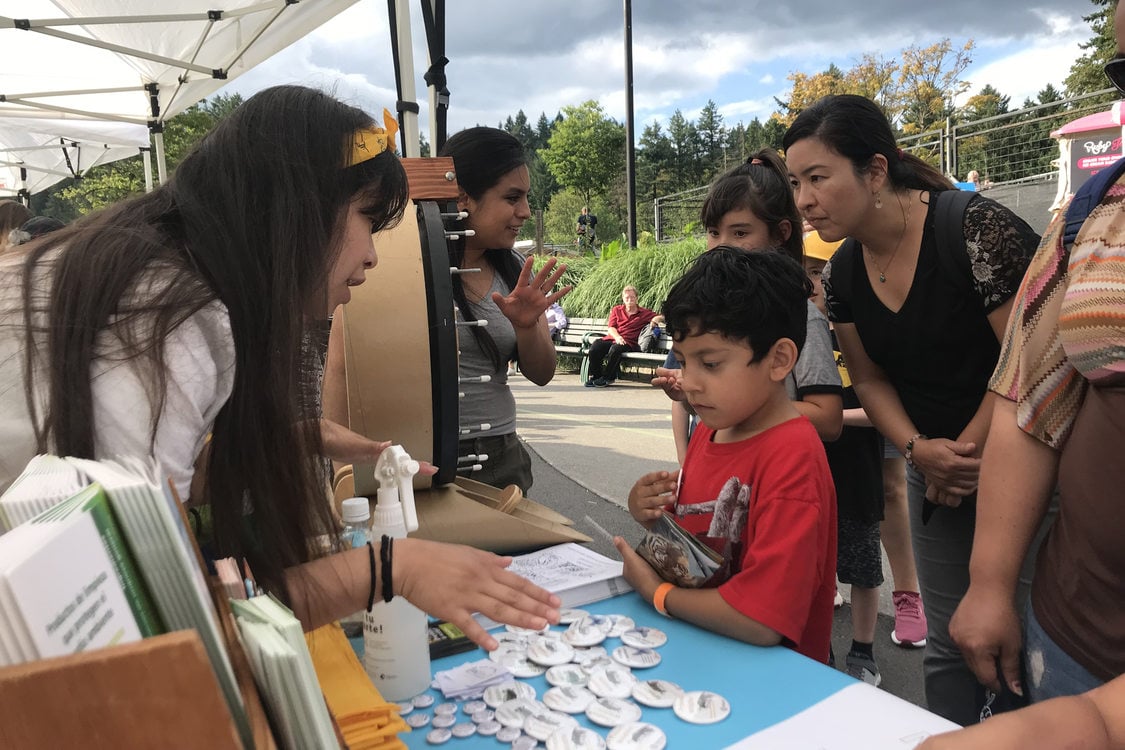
[867,193,912,283]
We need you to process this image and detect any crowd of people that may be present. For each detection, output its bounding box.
[2,9,1124,743]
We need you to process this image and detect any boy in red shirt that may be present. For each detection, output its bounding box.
[614,248,837,663]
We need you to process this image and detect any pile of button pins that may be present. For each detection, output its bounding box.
[395,609,730,749]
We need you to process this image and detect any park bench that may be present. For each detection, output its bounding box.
[553,316,673,382]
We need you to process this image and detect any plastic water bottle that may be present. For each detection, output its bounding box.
[364,446,431,700]
[339,497,371,638]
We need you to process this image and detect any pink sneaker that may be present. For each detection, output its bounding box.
[891,590,927,648]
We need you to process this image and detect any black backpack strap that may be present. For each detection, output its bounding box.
[1063,157,1125,250]
[934,189,977,300]
[830,237,858,293]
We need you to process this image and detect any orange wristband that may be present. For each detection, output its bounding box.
[652,582,675,618]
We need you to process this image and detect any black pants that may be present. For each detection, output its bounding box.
[587,338,633,381]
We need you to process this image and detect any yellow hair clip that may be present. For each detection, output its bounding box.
[347,109,400,166]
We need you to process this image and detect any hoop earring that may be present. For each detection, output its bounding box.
[874,191,883,210]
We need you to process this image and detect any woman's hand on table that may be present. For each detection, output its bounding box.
[394,538,560,651]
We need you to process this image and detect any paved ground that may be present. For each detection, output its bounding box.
[507,369,927,709]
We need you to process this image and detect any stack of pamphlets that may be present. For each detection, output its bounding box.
[0,454,87,532]
[0,482,162,666]
[0,454,251,747]
[231,595,339,750]
[473,543,632,631]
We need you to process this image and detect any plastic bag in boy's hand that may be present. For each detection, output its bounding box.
[635,513,734,588]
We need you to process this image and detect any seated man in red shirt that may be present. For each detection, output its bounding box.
[614,248,837,663]
[585,285,661,387]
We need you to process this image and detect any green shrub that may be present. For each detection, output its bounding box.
[533,239,704,318]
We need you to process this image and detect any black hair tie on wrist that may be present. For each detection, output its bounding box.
[380,534,395,603]
[365,540,377,613]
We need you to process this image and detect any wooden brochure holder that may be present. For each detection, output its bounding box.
[0,580,277,750]
[0,485,279,749]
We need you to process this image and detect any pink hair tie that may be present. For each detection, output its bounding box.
[750,158,763,165]
[896,148,905,159]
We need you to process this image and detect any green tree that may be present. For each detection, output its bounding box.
[502,110,536,149]
[1065,0,1117,97]
[695,100,726,180]
[34,93,243,220]
[667,110,702,190]
[540,100,625,205]
[898,39,974,134]
[636,121,675,230]
[778,63,848,123]
[505,110,557,211]
[956,84,1012,182]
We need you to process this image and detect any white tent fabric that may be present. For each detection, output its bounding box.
[1,0,360,194]
[0,117,148,197]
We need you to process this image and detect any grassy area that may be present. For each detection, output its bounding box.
[534,238,705,318]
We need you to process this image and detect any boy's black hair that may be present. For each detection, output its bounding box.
[663,247,812,362]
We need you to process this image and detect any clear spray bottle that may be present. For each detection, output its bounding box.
[363,446,432,700]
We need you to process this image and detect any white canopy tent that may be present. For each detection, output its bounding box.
[0,0,364,197]
[0,116,149,198]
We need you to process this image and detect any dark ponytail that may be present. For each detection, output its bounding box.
[699,147,804,263]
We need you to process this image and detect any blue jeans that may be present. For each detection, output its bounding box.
[1025,600,1104,702]
[906,465,1055,726]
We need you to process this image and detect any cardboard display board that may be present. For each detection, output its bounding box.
[340,198,459,493]
[333,468,590,554]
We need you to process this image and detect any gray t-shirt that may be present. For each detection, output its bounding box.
[456,272,518,438]
[788,300,842,399]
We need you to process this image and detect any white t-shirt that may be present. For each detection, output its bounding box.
[0,252,236,500]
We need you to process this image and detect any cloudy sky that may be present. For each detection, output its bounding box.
[222,0,1099,142]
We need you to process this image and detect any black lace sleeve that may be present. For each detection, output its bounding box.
[962,196,1040,312]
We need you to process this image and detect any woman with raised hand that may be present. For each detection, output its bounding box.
[783,94,1042,726]
[0,86,558,648]
[438,127,572,493]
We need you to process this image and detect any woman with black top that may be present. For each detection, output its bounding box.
[783,94,1042,726]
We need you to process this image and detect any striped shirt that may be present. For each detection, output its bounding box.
[990,176,1125,448]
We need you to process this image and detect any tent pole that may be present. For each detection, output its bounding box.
[391,0,420,157]
[153,131,167,184]
[142,148,154,193]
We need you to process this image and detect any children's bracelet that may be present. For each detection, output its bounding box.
[379,534,395,603]
[903,433,927,469]
[652,582,675,618]
[365,541,377,613]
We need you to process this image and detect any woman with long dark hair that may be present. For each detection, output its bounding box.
[0,86,559,647]
[784,94,1042,725]
[439,127,571,493]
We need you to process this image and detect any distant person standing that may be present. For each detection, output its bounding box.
[576,206,598,253]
